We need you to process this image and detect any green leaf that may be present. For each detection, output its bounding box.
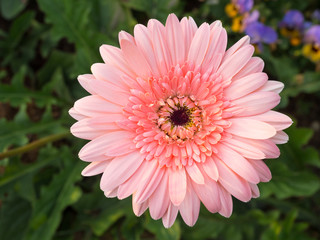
[6,10,34,47]
[297,71,320,94]
[123,0,179,20]
[144,217,181,240]
[85,197,130,236]
[36,0,98,67]
[261,210,315,240]
[0,146,56,189]
[37,50,73,87]
[0,106,67,152]
[0,65,69,108]
[279,122,320,169]
[0,11,35,66]
[121,214,145,240]
[181,215,225,240]
[260,161,320,199]
[90,0,135,35]
[25,152,83,240]
[0,195,32,240]
[0,0,28,20]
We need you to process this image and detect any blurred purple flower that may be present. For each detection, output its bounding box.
[279,10,304,30]
[279,10,305,45]
[312,10,320,21]
[244,10,259,27]
[245,21,278,51]
[304,25,320,44]
[302,25,320,62]
[225,0,254,18]
[231,10,259,33]
[234,0,254,14]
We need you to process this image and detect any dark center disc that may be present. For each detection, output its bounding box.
[170,108,190,126]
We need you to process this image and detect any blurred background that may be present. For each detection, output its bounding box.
[0,0,320,239]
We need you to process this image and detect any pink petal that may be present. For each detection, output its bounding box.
[232,57,264,80]
[134,24,161,77]
[78,74,97,95]
[117,160,154,200]
[74,95,122,118]
[162,203,179,228]
[216,144,260,184]
[180,16,197,57]
[218,184,233,217]
[202,26,227,72]
[179,180,200,226]
[100,151,144,192]
[118,30,135,44]
[210,20,222,28]
[222,36,250,61]
[248,159,272,182]
[232,91,280,117]
[99,45,136,78]
[149,170,170,220]
[169,167,187,206]
[132,196,148,216]
[91,63,130,90]
[104,188,118,198]
[188,23,210,67]
[222,136,265,159]
[71,117,121,140]
[259,80,284,94]
[250,183,260,198]
[248,111,293,131]
[201,156,219,181]
[241,138,280,159]
[186,163,205,184]
[218,45,254,82]
[120,39,152,78]
[135,162,165,204]
[192,172,221,213]
[224,72,268,100]
[227,118,276,140]
[149,19,171,75]
[270,131,289,144]
[166,13,185,65]
[89,78,129,106]
[69,107,86,121]
[81,161,110,176]
[215,159,252,202]
[79,131,135,161]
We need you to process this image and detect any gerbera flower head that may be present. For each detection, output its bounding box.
[302,25,320,62]
[69,14,292,228]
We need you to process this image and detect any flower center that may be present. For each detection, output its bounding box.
[170,107,190,126]
[156,96,202,142]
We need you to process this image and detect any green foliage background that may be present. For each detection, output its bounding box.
[0,0,320,239]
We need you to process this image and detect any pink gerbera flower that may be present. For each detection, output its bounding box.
[69,14,292,228]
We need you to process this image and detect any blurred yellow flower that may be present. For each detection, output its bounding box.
[225,3,238,18]
[302,44,320,62]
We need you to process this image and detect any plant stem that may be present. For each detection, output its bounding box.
[0,131,71,160]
